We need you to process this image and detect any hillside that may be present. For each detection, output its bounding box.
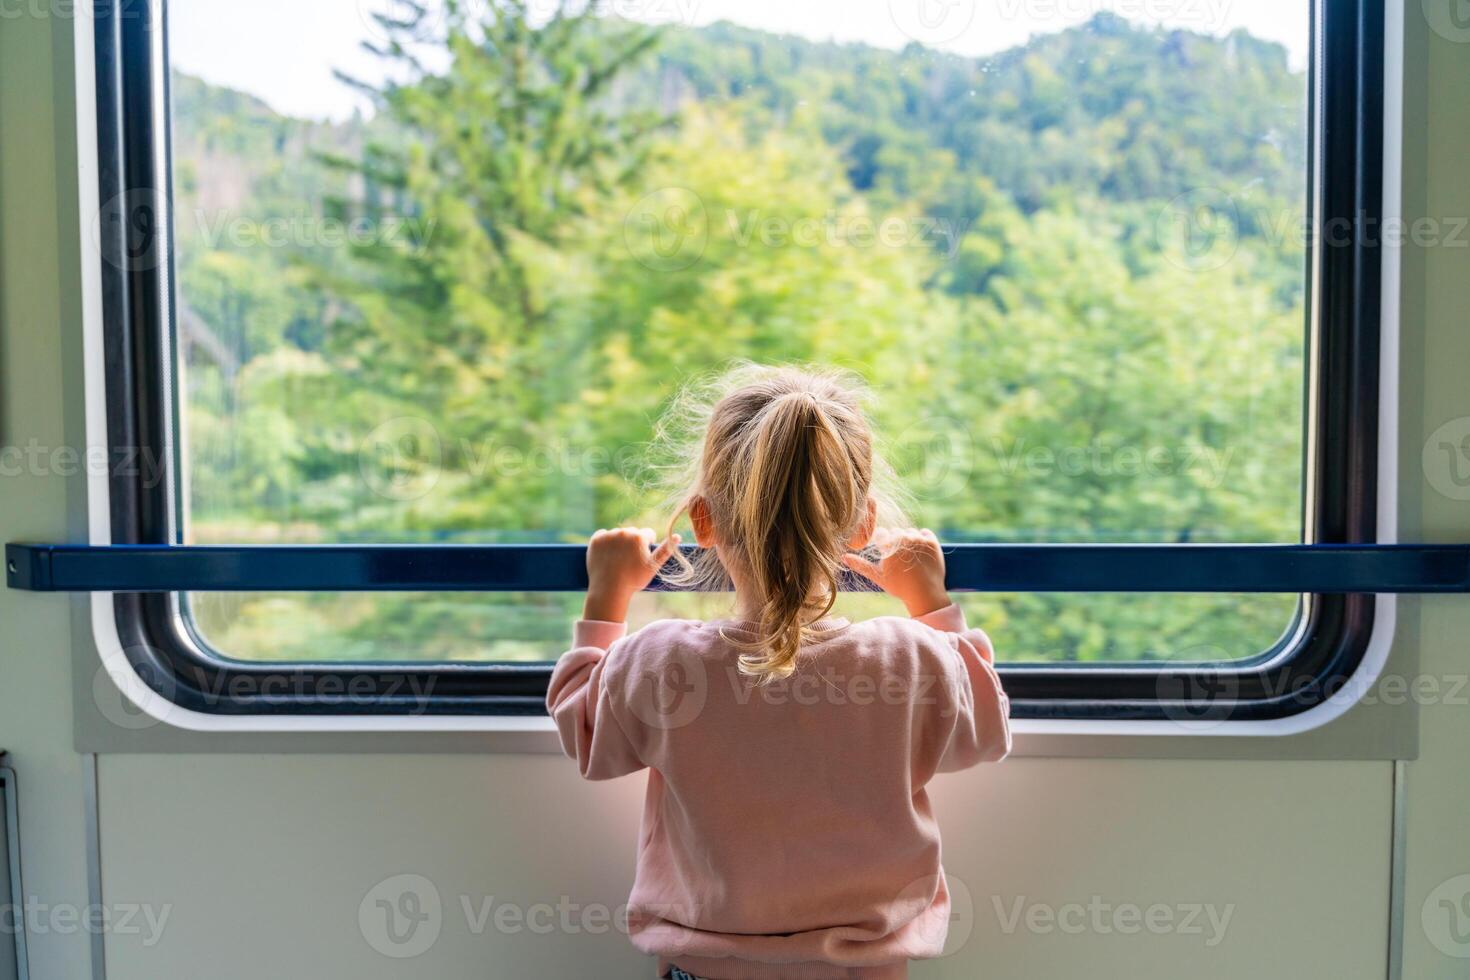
[170,11,1311,664]
[642,14,1305,211]
[172,14,1306,223]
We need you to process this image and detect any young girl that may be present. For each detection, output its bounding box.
[548,365,1011,980]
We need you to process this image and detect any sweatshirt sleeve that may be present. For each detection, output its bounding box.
[914,604,1012,771]
[546,620,646,780]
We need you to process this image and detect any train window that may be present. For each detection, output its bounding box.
[93,0,1383,718]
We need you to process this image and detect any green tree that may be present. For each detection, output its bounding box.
[305,0,664,536]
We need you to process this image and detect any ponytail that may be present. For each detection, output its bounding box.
[733,392,862,677]
[659,366,893,683]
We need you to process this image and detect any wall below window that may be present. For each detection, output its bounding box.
[96,754,1392,980]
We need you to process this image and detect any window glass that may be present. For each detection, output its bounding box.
[170,0,1309,664]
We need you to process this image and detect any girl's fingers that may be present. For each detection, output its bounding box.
[650,534,682,568]
[869,527,896,556]
[840,552,884,587]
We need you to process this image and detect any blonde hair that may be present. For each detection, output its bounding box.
[658,364,903,681]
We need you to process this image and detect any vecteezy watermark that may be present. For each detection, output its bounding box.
[93,191,166,274]
[991,438,1237,489]
[893,417,976,502]
[724,210,971,259]
[0,0,86,18]
[359,874,443,959]
[357,0,704,44]
[91,653,440,735]
[1254,212,1470,251]
[1422,416,1470,501]
[1157,187,1470,273]
[458,895,703,941]
[623,659,975,732]
[357,420,655,502]
[357,875,704,958]
[354,420,1242,504]
[995,0,1232,31]
[888,0,978,46]
[1,900,172,947]
[0,442,167,487]
[624,187,709,273]
[1158,665,1470,731]
[188,210,437,254]
[1423,874,1470,958]
[1422,0,1470,43]
[360,417,445,502]
[991,895,1235,946]
[93,194,435,273]
[626,658,709,731]
[1155,188,1242,272]
[622,191,973,272]
[895,873,975,957]
[356,0,448,43]
[92,653,182,734]
[725,664,962,713]
[1155,652,1241,731]
[903,427,1237,500]
[0,0,164,26]
[449,439,646,485]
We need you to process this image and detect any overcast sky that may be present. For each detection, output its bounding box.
[168,0,1309,122]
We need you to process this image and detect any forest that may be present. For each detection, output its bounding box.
[170,3,1309,665]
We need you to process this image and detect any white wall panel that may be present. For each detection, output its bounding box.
[98,755,1391,980]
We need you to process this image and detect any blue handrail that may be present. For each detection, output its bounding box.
[8,542,1470,594]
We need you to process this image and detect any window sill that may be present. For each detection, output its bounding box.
[75,592,1415,760]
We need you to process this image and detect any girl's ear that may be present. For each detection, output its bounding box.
[847,497,878,550]
[689,496,717,548]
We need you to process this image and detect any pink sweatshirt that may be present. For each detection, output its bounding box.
[547,605,1011,980]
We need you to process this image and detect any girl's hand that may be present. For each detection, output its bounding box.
[583,527,681,623]
[841,528,951,618]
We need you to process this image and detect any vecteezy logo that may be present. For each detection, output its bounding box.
[1156,653,1239,730]
[1423,874,1470,958]
[648,664,695,715]
[92,651,180,732]
[1424,0,1470,43]
[1154,188,1240,273]
[358,874,442,959]
[888,0,977,45]
[627,661,707,731]
[895,872,974,956]
[359,416,443,502]
[1422,417,1470,501]
[893,416,975,501]
[627,899,706,955]
[357,0,448,44]
[623,187,708,273]
[92,191,165,273]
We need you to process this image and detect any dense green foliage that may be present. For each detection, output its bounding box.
[176,5,1307,663]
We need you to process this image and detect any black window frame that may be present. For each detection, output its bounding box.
[93,0,1385,721]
